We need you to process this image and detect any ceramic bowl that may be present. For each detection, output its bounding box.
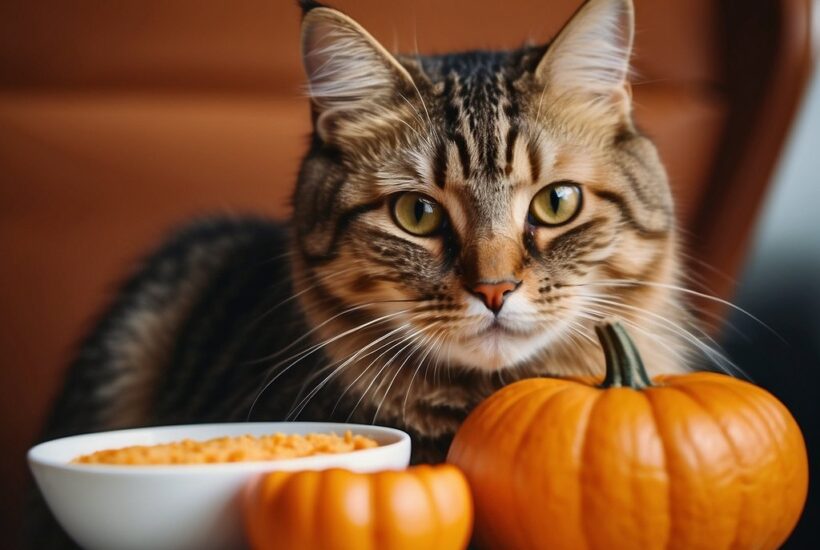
[28,422,411,550]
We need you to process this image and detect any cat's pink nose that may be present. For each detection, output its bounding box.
[470,280,520,314]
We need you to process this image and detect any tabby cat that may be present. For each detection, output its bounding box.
[32,0,695,546]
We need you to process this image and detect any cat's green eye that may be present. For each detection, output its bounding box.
[528,182,582,226]
[392,192,444,236]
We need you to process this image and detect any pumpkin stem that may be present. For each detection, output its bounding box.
[595,322,652,389]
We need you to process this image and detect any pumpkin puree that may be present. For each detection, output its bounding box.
[73,431,378,465]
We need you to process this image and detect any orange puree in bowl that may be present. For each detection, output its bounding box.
[72,431,378,465]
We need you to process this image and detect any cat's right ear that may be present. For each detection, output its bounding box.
[300,5,416,144]
[533,0,634,118]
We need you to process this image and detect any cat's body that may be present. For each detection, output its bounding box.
[31,0,698,547]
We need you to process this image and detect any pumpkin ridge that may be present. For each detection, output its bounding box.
[469,382,556,440]
[293,471,321,549]
[666,385,748,549]
[370,471,381,550]
[313,469,328,549]
[698,380,801,549]
[510,385,582,550]
[646,385,752,549]
[577,388,607,550]
[314,475,340,544]
[627,390,672,549]
[414,467,444,548]
[642,390,675,550]
[453,382,553,549]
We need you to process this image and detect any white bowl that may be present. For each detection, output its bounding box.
[28,422,411,550]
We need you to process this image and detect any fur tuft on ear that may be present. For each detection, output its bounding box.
[301,7,416,142]
[536,0,634,102]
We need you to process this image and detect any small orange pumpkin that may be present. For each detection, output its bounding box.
[244,464,473,550]
[448,322,808,550]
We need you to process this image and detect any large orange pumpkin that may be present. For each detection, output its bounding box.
[244,464,473,550]
[448,322,808,550]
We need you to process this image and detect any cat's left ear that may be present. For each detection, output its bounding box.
[300,4,416,143]
[534,0,634,113]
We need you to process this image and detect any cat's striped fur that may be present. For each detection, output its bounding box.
[31,0,695,546]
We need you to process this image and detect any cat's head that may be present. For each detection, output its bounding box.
[291,0,680,375]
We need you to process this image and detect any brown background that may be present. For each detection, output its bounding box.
[0,1,812,547]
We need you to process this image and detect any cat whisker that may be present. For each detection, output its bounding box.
[328,328,422,417]
[403,63,433,129]
[245,298,427,366]
[576,294,746,377]
[528,302,689,374]
[248,266,362,328]
[255,249,295,266]
[563,320,599,347]
[322,318,439,419]
[576,291,738,368]
[676,266,720,296]
[575,276,747,342]
[677,249,738,287]
[286,321,418,420]
[568,279,785,343]
[559,327,597,375]
[573,305,694,369]
[324,313,450,417]
[358,326,436,422]
[682,300,751,342]
[396,92,435,143]
[402,327,447,424]
[345,326,431,423]
[393,108,430,145]
[372,323,442,424]
[246,307,422,419]
[293,328,416,411]
[370,335,422,419]
[615,316,695,367]
[496,366,508,386]
[637,284,751,342]
[516,308,599,374]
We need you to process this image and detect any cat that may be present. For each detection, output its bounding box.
[30,0,694,546]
